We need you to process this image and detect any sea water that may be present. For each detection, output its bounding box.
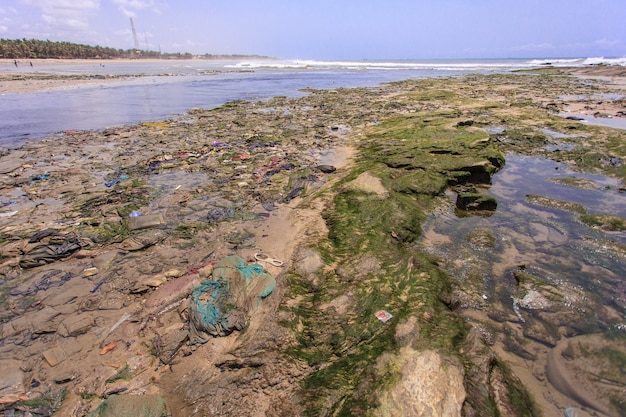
[1,57,624,146]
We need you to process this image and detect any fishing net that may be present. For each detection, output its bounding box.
[188,255,275,344]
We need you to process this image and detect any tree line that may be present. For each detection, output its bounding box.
[0,38,266,60]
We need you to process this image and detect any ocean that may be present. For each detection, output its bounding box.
[1,57,624,146]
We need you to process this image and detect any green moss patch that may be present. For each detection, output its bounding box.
[525,194,587,214]
[580,213,626,231]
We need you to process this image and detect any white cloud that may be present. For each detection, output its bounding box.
[112,0,160,18]
[512,43,554,51]
[0,25,7,34]
[0,7,18,15]
[20,0,99,32]
[21,0,100,14]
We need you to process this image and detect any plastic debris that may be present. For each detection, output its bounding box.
[254,253,284,266]
[118,230,166,251]
[99,342,117,355]
[36,270,73,292]
[232,153,249,160]
[90,280,105,293]
[141,121,170,128]
[128,213,166,230]
[100,312,132,345]
[282,184,304,202]
[206,206,235,223]
[82,267,98,277]
[30,173,50,181]
[104,174,128,187]
[316,164,337,173]
[375,310,393,323]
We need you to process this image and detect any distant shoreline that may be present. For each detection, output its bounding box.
[1,56,275,67]
[0,57,275,94]
[2,58,625,96]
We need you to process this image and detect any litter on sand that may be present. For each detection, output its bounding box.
[375,310,393,323]
[254,253,284,266]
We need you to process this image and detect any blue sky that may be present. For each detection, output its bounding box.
[1,0,624,60]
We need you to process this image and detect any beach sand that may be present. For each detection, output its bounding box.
[1,58,173,94]
[0,63,624,416]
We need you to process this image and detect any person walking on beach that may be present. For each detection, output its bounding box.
[14,60,17,67]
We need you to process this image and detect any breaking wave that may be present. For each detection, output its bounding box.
[529,57,626,66]
[226,59,535,72]
[227,57,625,72]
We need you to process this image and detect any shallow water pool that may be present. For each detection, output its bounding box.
[420,153,626,314]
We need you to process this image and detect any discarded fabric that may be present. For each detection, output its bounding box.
[188,255,275,344]
[20,236,84,268]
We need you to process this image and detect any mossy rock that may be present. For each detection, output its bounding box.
[87,394,171,417]
[580,213,626,231]
[525,194,586,214]
[392,171,449,196]
[466,229,496,248]
[456,193,498,211]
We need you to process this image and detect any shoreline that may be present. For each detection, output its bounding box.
[1,58,625,95]
[1,58,188,94]
[0,66,625,416]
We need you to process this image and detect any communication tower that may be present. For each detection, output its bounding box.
[130,17,140,49]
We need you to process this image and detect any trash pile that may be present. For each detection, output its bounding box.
[188,255,275,343]
[0,92,350,415]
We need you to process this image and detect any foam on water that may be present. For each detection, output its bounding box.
[226,58,543,72]
[529,56,626,66]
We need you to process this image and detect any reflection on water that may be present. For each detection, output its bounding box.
[559,112,626,130]
[541,128,575,139]
[2,59,538,146]
[0,65,462,146]
[420,153,626,413]
[420,153,626,313]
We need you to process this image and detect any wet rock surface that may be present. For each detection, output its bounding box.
[0,68,625,416]
[376,349,466,417]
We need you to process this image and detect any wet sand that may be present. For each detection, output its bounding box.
[0,59,166,94]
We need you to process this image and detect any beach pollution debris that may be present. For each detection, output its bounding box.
[375,310,393,323]
[0,66,625,417]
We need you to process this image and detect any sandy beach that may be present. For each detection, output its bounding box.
[0,63,625,416]
[0,59,177,94]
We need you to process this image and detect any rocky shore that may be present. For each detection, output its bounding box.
[0,65,625,416]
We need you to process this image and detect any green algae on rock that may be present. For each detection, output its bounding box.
[525,194,587,214]
[1,68,625,416]
[580,213,626,231]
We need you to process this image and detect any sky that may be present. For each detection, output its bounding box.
[0,0,624,60]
